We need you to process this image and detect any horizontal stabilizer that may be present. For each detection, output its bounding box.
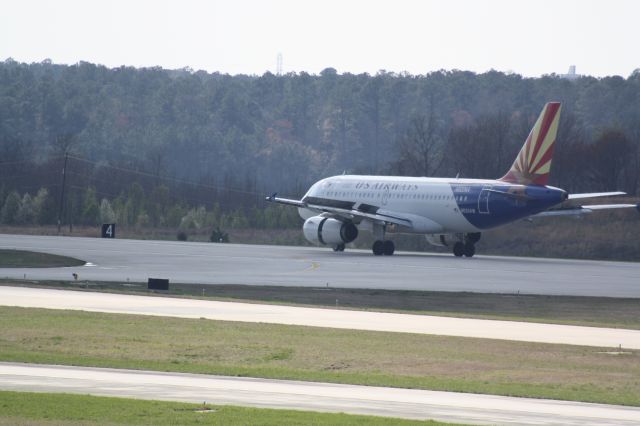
[568,192,626,200]
[583,203,638,210]
[532,203,638,218]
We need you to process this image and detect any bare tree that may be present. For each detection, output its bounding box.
[587,129,633,191]
[392,95,444,177]
[549,110,587,192]
[445,113,511,179]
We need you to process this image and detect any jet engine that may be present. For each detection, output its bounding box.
[303,216,358,246]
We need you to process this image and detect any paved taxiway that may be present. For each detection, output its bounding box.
[2,362,639,426]
[2,286,639,349]
[1,234,639,297]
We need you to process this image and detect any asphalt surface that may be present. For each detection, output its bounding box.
[1,234,639,297]
[2,286,639,348]
[2,363,639,426]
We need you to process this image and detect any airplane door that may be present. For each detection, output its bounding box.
[382,185,389,206]
[478,185,491,214]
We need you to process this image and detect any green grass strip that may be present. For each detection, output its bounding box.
[0,306,638,407]
[0,391,458,425]
[0,250,85,268]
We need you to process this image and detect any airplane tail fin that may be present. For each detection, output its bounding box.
[499,102,562,186]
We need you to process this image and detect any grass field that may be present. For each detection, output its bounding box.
[0,391,454,425]
[6,279,639,330]
[0,250,84,268]
[1,306,638,406]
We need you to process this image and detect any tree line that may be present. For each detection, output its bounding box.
[1,59,639,231]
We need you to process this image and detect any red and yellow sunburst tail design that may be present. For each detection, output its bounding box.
[500,102,562,186]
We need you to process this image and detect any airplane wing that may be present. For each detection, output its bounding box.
[306,203,412,227]
[265,193,305,208]
[533,203,640,218]
[266,193,412,227]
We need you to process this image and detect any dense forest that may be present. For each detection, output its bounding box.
[1,58,639,234]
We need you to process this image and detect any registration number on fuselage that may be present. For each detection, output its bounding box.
[453,185,472,193]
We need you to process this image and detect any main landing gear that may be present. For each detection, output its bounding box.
[453,232,481,258]
[371,223,395,255]
[372,239,395,256]
[453,241,475,257]
[333,243,345,252]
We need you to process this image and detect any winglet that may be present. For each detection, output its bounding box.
[265,194,306,208]
[500,102,562,186]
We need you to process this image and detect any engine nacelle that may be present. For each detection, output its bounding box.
[303,216,358,246]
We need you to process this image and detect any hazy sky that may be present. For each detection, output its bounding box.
[2,0,638,77]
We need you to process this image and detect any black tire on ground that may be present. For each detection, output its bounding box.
[453,242,464,257]
[333,243,345,252]
[372,240,384,256]
[463,243,475,258]
[382,240,395,256]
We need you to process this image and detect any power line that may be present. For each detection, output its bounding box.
[0,157,63,166]
[66,154,262,196]
[9,183,60,192]
[66,184,221,208]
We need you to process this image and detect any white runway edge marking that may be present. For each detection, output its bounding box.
[2,286,640,349]
[1,362,639,426]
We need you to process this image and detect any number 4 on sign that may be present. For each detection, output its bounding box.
[101,223,116,238]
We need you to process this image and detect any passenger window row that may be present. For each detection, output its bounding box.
[322,191,469,202]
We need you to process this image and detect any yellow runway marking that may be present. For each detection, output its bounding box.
[306,261,320,271]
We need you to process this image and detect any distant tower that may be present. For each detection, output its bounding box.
[276,53,283,75]
[562,65,579,80]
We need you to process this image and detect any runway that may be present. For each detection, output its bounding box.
[1,234,639,297]
[1,362,639,426]
[2,286,639,349]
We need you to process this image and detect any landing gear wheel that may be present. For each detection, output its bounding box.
[333,243,345,252]
[463,243,475,258]
[372,240,384,256]
[453,242,464,257]
[382,240,395,256]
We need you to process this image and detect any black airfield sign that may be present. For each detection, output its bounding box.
[101,223,116,238]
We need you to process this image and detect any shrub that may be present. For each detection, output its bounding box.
[210,226,229,243]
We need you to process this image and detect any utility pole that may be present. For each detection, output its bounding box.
[57,152,68,234]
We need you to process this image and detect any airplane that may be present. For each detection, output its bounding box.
[266,102,640,257]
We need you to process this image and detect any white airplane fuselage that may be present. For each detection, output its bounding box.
[267,102,638,257]
[298,175,566,234]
